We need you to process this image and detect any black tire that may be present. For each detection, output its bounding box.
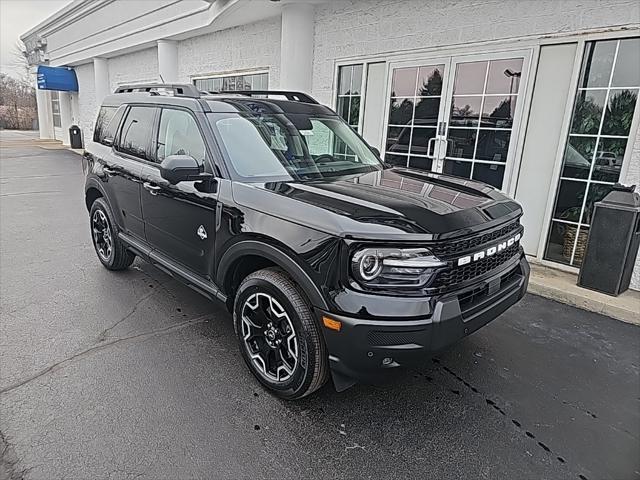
[89,197,135,270]
[233,268,328,399]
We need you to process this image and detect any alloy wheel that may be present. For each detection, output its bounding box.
[241,292,299,382]
[92,209,113,261]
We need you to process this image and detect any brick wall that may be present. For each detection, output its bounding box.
[311,0,640,104]
[108,47,159,92]
[624,126,640,289]
[73,62,96,144]
[177,17,281,86]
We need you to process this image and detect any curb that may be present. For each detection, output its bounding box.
[528,263,640,326]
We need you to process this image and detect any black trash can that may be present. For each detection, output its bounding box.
[578,184,640,296]
[69,125,83,149]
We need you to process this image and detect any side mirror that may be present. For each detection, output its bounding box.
[159,154,202,184]
[371,147,381,159]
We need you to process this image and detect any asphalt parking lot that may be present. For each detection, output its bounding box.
[1,133,639,480]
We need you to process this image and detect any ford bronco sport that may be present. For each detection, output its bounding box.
[83,83,529,399]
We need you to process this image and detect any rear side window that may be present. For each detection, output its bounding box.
[115,106,156,160]
[93,106,125,145]
[156,108,206,165]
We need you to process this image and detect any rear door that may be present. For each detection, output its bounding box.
[105,105,157,240]
[140,107,218,278]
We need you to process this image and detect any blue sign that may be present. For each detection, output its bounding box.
[36,65,78,92]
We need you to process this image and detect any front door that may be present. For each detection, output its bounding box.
[383,51,530,190]
[141,107,218,278]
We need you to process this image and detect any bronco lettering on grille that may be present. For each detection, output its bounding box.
[456,232,521,267]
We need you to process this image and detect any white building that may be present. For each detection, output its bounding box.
[21,0,640,289]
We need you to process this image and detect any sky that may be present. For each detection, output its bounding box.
[1,0,71,79]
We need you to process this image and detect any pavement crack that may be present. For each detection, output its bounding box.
[429,357,592,480]
[96,289,157,343]
[0,314,212,396]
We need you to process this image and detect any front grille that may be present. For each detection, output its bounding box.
[430,220,521,258]
[431,242,521,289]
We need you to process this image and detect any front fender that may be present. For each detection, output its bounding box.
[216,239,330,310]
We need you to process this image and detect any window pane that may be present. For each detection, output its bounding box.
[337,96,350,123]
[579,40,617,88]
[93,106,116,143]
[611,38,640,87]
[552,180,587,222]
[409,127,437,156]
[351,65,363,95]
[157,109,206,164]
[545,221,575,265]
[413,97,440,126]
[475,129,510,162]
[386,126,410,154]
[446,128,476,159]
[417,65,444,96]
[338,66,352,95]
[472,162,505,188]
[561,135,596,179]
[391,67,417,97]
[601,88,638,136]
[389,97,415,126]
[117,106,155,160]
[485,58,523,94]
[443,159,472,178]
[450,96,481,127]
[385,153,408,167]
[408,156,432,171]
[453,61,487,95]
[570,89,606,134]
[349,96,360,126]
[593,137,625,182]
[582,183,614,224]
[481,95,516,128]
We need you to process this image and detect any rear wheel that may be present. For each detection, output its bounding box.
[89,198,135,270]
[233,268,328,399]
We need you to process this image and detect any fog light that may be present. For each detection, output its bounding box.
[382,357,393,365]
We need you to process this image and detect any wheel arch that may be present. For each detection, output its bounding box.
[85,180,106,211]
[217,240,329,311]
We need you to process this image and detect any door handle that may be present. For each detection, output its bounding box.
[427,137,437,157]
[143,182,161,195]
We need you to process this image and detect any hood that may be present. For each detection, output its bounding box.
[232,167,522,240]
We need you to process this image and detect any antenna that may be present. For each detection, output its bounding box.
[159,74,165,84]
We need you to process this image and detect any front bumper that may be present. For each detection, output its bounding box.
[318,255,530,390]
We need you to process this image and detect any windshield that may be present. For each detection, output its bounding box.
[209,112,383,182]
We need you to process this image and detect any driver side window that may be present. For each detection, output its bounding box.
[156,109,206,165]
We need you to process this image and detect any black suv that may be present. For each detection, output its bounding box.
[83,84,529,399]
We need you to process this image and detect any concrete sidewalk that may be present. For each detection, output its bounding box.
[528,262,640,325]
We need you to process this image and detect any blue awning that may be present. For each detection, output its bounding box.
[36,65,78,92]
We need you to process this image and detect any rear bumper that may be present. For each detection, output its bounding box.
[318,255,529,390]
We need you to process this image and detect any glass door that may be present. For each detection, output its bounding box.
[383,60,449,172]
[383,52,530,190]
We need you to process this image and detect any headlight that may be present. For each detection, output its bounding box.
[351,247,446,289]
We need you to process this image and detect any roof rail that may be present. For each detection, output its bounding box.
[114,83,201,98]
[218,90,319,104]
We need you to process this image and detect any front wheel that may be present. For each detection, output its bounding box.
[233,268,328,399]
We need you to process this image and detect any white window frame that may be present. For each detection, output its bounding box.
[536,31,640,273]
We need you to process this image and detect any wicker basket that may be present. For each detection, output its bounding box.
[563,224,589,265]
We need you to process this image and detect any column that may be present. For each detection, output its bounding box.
[35,86,54,140]
[279,3,314,92]
[157,40,178,83]
[59,91,73,146]
[93,57,110,106]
